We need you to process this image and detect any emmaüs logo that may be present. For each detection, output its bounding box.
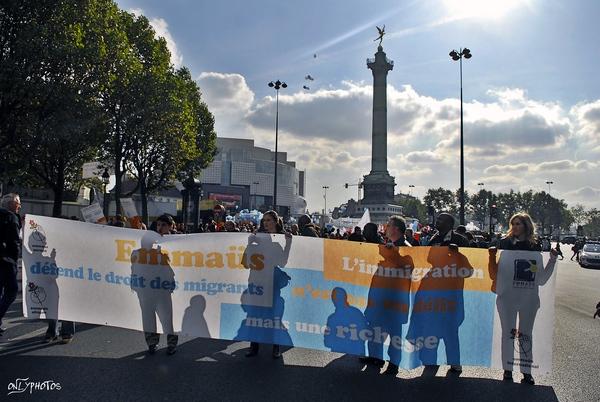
[7,378,61,396]
[513,259,537,289]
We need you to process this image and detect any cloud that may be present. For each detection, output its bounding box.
[193,70,600,211]
[484,160,597,175]
[130,8,183,68]
[404,151,444,164]
[570,100,600,153]
[196,72,255,139]
[197,72,254,113]
[564,187,600,207]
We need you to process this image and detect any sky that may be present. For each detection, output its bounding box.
[118,0,600,213]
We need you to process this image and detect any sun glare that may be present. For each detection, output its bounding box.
[442,0,526,20]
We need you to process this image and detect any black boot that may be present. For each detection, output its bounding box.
[272,344,281,359]
[246,342,259,357]
[521,373,535,385]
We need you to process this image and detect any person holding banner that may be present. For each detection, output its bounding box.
[132,214,179,355]
[244,210,292,359]
[362,216,412,376]
[363,222,384,245]
[489,212,558,385]
[0,194,21,335]
[427,213,469,248]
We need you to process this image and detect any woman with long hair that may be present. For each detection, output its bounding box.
[246,210,290,358]
[489,212,557,385]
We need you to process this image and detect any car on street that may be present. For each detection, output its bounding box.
[561,236,577,245]
[579,242,600,269]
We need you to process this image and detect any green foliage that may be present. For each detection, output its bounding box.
[423,187,457,215]
[0,1,217,217]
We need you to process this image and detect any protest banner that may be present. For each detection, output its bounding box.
[121,198,142,228]
[22,215,557,373]
[80,203,106,224]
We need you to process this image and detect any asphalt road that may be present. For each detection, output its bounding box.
[1,254,599,401]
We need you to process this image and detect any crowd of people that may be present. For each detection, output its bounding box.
[0,192,560,385]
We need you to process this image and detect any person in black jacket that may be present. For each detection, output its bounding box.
[363,222,384,244]
[489,212,557,386]
[298,214,319,237]
[0,193,22,335]
[427,213,469,248]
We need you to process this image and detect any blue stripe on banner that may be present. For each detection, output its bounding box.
[220,267,495,369]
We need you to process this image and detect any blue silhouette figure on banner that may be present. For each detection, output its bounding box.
[406,246,473,367]
[363,244,413,368]
[324,287,368,355]
[234,266,293,346]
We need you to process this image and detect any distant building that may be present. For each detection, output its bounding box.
[199,137,306,216]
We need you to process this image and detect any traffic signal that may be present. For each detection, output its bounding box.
[344,183,348,188]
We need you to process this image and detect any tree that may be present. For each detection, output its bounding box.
[570,204,588,230]
[424,188,457,216]
[583,209,600,237]
[394,194,426,222]
[118,15,216,223]
[1,0,112,215]
[468,189,492,227]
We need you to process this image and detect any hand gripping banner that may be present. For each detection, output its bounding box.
[22,215,557,373]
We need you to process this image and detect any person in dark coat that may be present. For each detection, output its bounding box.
[427,213,469,247]
[298,214,319,237]
[0,193,21,335]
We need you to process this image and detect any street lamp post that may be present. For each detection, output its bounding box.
[268,80,287,213]
[322,186,329,216]
[449,47,472,226]
[545,180,554,194]
[101,168,110,218]
[182,175,202,232]
[478,182,485,230]
[408,184,415,196]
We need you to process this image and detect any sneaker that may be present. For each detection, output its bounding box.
[148,345,157,355]
[383,363,399,376]
[272,345,281,359]
[503,370,513,381]
[59,335,74,344]
[167,345,177,355]
[521,374,535,385]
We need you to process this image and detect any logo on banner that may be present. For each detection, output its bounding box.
[513,259,537,288]
[511,328,532,357]
[27,282,48,315]
[28,220,48,253]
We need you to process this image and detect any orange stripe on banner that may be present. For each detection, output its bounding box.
[323,242,494,292]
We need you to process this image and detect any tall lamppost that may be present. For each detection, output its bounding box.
[449,47,472,225]
[478,182,485,229]
[408,184,415,196]
[545,180,554,195]
[322,186,329,216]
[268,80,287,213]
[101,168,110,218]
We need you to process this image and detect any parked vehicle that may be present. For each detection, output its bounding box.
[580,242,600,269]
[561,236,577,245]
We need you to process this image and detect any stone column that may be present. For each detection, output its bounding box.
[367,45,393,174]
